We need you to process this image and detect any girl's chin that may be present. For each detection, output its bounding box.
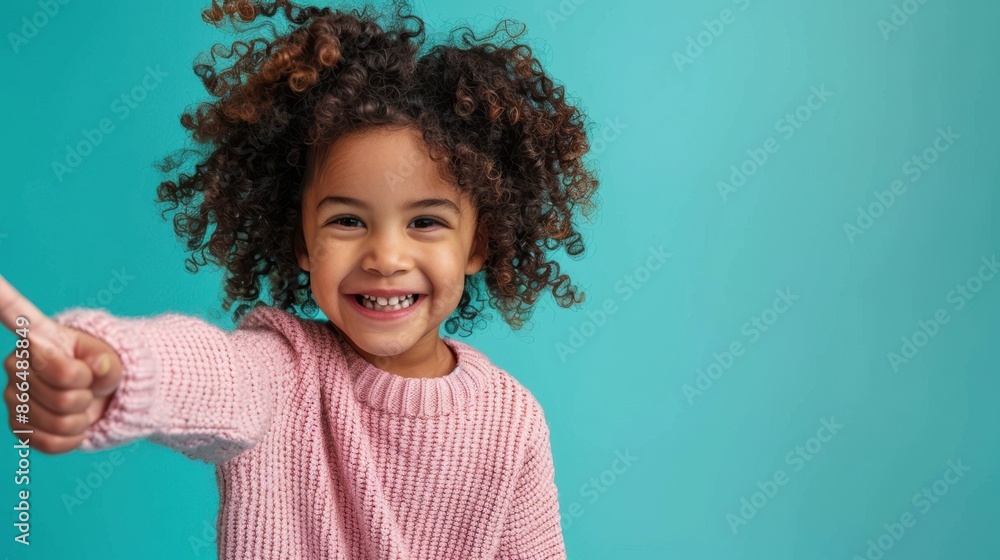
[357,335,415,355]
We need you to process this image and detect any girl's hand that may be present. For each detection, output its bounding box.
[0,274,123,454]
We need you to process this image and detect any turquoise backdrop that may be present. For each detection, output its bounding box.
[1,0,998,558]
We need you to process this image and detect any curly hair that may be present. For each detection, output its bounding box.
[153,0,600,336]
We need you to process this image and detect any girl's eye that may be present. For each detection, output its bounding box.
[327,216,364,228]
[325,216,444,229]
[411,217,444,229]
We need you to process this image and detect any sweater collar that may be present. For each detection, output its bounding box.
[326,324,487,417]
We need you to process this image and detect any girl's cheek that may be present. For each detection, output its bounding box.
[441,279,466,305]
[315,240,348,268]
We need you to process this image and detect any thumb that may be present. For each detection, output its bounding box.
[75,333,123,399]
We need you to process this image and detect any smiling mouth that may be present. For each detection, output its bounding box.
[354,293,421,311]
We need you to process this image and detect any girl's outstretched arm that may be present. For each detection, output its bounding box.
[50,305,304,464]
[498,413,568,559]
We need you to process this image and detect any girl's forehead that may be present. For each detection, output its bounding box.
[306,129,467,206]
[313,128,427,172]
[305,166,472,217]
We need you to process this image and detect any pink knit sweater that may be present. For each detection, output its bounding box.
[52,305,566,559]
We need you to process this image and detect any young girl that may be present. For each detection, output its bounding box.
[2,0,599,557]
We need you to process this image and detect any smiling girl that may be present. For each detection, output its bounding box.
[297,125,488,378]
[2,0,599,557]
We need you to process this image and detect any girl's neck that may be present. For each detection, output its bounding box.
[331,324,457,379]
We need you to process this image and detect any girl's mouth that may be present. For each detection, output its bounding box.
[348,293,424,320]
[354,293,419,311]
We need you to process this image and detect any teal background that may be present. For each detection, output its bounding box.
[1,0,998,558]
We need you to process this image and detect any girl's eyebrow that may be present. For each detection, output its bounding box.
[316,195,460,214]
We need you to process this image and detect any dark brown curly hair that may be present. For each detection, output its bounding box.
[154,0,600,336]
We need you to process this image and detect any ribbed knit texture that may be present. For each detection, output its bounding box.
[52,305,566,560]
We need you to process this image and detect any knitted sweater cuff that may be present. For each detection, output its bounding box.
[52,307,161,451]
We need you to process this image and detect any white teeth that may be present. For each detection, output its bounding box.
[360,293,413,301]
[358,294,416,312]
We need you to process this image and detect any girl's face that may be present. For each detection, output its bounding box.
[295,125,486,376]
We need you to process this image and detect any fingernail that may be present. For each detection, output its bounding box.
[94,355,111,376]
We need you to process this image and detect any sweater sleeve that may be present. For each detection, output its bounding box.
[50,305,305,465]
[498,409,568,559]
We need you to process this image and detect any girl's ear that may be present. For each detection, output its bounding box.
[465,222,487,276]
[294,224,311,272]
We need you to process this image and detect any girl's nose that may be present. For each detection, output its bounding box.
[360,229,413,277]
